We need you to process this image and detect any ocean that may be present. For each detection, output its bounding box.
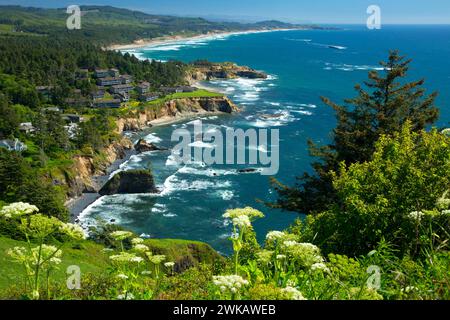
[79,25,450,255]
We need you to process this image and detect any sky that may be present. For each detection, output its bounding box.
[1,0,449,24]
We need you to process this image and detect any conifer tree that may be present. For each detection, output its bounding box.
[271,51,439,214]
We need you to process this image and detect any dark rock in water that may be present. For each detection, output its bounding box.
[99,169,158,195]
[110,219,116,223]
[237,168,258,174]
[134,139,167,153]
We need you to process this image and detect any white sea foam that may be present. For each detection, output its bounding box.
[144,133,162,143]
[324,62,390,72]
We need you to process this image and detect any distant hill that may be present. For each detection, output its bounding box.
[0,5,324,45]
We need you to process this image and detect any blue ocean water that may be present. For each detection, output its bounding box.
[80,25,450,254]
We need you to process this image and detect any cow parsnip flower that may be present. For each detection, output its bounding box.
[164,262,175,268]
[281,286,306,300]
[408,211,424,221]
[116,274,129,280]
[110,252,143,264]
[223,207,264,220]
[265,231,286,241]
[131,237,144,245]
[110,231,134,241]
[232,215,252,228]
[311,262,330,273]
[213,275,249,294]
[149,255,166,264]
[0,202,39,218]
[256,250,274,264]
[60,223,85,240]
[133,244,150,253]
[24,214,62,238]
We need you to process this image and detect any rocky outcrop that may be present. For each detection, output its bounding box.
[99,169,158,195]
[63,137,133,199]
[186,62,268,83]
[116,96,238,133]
[135,139,167,153]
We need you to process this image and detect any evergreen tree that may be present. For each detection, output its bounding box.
[271,51,439,215]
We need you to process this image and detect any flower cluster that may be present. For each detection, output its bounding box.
[109,252,144,264]
[281,286,306,300]
[60,223,85,241]
[149,255,166,264]
[223,207,264,220]
[310,262,330,273]
[213,275,249,294]
[0,202,39,218]
[256,250,274,264]
[110,231,134,241]
[408,211,424,222]
[281,241,324,268]
[232,215,251,228]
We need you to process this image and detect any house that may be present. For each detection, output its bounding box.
[19,122,36,134]
[110,84,134,94]
[97,77,123,86]
[115,92,130,102]
[120,74,133,84]
[0,139,27,152]
[93,99,122,109]
[62,114,85,123]
[160,86,196,94]
[64,98,91,107]
[160,86,183,94]
[179,86,197,93]
[139,92,160,102]
[136,82,150,94]
[91,90,105,100]
[94,69,110,78]
[109,68,120,77]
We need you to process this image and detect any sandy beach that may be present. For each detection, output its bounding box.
[107,28,299,51]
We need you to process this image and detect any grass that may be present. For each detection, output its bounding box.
[0,236,222,293]
[0,236,109,291]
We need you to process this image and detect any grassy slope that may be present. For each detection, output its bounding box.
[0,236,222,291]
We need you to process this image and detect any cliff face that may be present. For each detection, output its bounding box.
[64,137,133,199]
[186,62,268,83]
[116,96,238,133]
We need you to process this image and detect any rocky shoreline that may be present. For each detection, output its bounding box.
[66,95,239,221]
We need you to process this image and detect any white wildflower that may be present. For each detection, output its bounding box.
[276,254,286,260]
[232,215,251,228]
[133,244,150,253]
[223,207,264,220]
[149,255,166,264]
[164,262,175,268]
[109,252,143,264]
[265,231,286,241]
[110,231,133,241]
[116,274,129,280]
[408,211,424,222]
[60,223,85,240]
[282,286,306,300]
[131,238,144,245]
[311,262,330,273]
[213,275,249,294]
[0,202,39,218]
[117,292,134,300]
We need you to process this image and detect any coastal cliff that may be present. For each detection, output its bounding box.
[116,96,238,133]
[62,137,133,199]
[64,95,237,202]
[186,61,268,83]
